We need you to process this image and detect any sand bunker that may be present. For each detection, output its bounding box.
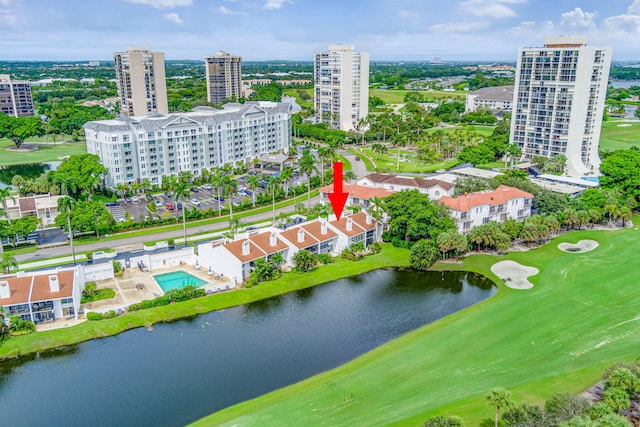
[491,260,539,290]
[558,240,599,253]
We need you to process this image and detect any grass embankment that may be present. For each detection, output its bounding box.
[0,139,87,166]
[194,225,640,427]
[599,120,640,151]
[0,244,410,360]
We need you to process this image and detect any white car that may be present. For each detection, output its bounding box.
[201,184,213,190]
[191,198,201,207]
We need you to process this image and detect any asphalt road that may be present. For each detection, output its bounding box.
[15,195,321,263]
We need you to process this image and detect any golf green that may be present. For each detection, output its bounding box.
[193,224,640,426]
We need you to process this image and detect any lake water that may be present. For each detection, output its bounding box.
[0,268,496,427]
[0,161,61,188]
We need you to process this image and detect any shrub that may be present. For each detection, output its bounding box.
[318,253,334,264]
[293,249,318,272]
[167,238,175,247]
[86,310,117,321]
[113,260,123,277]
[369,242,382,254]
[8,315,36,333]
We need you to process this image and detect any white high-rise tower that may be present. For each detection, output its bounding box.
[314,44,369,132]
[510,36,611,176]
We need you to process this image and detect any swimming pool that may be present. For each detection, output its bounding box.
[153,270,208,292]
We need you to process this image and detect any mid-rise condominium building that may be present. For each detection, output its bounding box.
[0,74,34,117]
[114,46,168,116]
[509,36,611,177]
[205,52,243,104]
[84,102,292,189]
[314,44,369,131]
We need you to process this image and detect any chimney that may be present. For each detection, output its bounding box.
[320,220,327,235]
[269,232,277,247]
[366,213,372,224]
[0,281,9,299]
[48,275,60,292]
[242,240,250,256]
[346,217,352,231]
[297,228,305,243]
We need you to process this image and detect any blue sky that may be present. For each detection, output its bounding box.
[1,0,639,61]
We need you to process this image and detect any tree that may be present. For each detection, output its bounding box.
[57,196,77,264]
[222,175,238,219]
[53,154,106,200]
[246,174,260,207]
[385,190,455,243]
[0,188,15,225]
[410,239,439,270]
[422,416,464,427]
[544,393,590,425]
[293,249,318,273]
[8,216,40,246]
[486,387,513,427]
[249,258,279,283]
[600,149,640,202]
[506,143,522,169]
[174,182,191,245]
[344,170,357,184]
[371,142,388,159]
[0,114,45,149]
[0,252,18,274]
[368,196,387,221]
[502,403,546,427]
[602,387,630,413]
[209,169,225,217]
[267,175,281,222]
[298,149,318,210]
[436,229,468,260]
[11,175,25,196]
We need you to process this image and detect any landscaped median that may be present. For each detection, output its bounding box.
[191,225,640,427]
[0,244,410,360]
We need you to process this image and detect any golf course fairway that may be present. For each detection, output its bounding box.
[192,225,640,426]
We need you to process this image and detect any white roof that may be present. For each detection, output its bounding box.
[451,167,502,179]
[536,174,599,188]
[529,179,585,195]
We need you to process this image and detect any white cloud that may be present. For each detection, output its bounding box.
[398,10,420,19]
[121,0,192,9]
[262,0,293,10]
[560,7,597,29]
[629,0,640,14]
[430,21,491,33]
[212,5,246,15]
[163,12,183,25]
[0,8,16,26]
[460,0,526,18]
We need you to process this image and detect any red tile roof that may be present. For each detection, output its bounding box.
[438,185,534,213]
[0,270,75,305]
[361,173,455,191]
[280,226,319,249]
[318,182,394,200]
[224,239,266,263]
[249,232,289,255]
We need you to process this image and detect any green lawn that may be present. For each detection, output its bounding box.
[359,146,461,173]
[283,88,313,109]
[0,139,87,166]
[194,225,640,426]
[370,89,466,104]
[599,120,640,151]
[0,244,410,360]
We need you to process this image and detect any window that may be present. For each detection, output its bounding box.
[482,217,490,224]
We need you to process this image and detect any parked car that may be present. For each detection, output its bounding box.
[146,194,154,201]
[201,184,212,190]
[191,198,201,206]
[106,202,119,207]
[214,196,225,202]
[244,226,258,232]
[355,156,361,161]
[124,197,132,203]
[243,189,253,195]
[164,192,172,197]
[190,187,199,193]
[155,200,163,207]
[166,203,175,210]
[177,203,183,210]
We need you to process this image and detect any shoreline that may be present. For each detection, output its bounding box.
[0,244,411,361]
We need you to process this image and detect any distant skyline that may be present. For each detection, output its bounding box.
[1,0,639,61]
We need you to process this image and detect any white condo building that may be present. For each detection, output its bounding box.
[84,102,292,189]
[114,46,168,117]
[314,44,369,131]
[509,36,611,177]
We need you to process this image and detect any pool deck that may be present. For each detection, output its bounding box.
[37,265,235,332]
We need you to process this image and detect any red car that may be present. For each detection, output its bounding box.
[166,203,175,210]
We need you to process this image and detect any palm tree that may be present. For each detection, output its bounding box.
[11,175,25,196]
[173,182,191,246]
[485,388,512,427]
[221,175,238,220]
[0,253,18,274]
[209,169,225,216]
[57,196,77,264]
[246,174,260,208]
[279,167,293,196]
[298,149,318,210]
[370,143,388,160]
[344,170,357,184]
[506,143,522,169]
[229,216,243,236]
[0,188,15,225]
[368,196,387,221]
[267,175,281,222]
[317,146,332,183]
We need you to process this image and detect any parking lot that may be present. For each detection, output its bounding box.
[109,172,307,223]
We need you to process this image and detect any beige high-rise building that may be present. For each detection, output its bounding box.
[205,52,243,104]
[510,36,611,177]
[114,46,168,116]
[0,74,34,117]
[314,44,369,132]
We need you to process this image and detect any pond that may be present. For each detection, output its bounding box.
[0,161,60,188]
[0,268,496,427]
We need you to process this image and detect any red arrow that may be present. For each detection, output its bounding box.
[328,161,349,221]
